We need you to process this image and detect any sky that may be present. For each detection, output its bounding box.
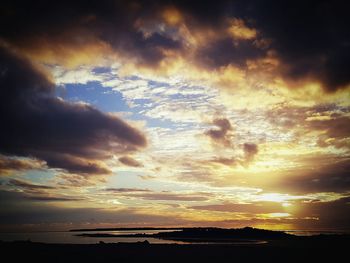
[0,0,349,232]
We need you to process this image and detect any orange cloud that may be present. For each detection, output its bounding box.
[227,18,257,40]
[161,6,183,26]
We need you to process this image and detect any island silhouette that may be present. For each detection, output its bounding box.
[1,227,349,262]
[74,227,292,242]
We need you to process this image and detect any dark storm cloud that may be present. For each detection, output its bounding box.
[0,47,146,174]
[205,118,233,147]
[0,156,43,175]
[240,0,350,91]
[43,154,112,175]
[0,0,183,66]
[162,0,350,91]
[180,0,350,91]
[197,38,264,69]
[1,0,348,91]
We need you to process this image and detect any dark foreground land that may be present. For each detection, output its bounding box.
[1,228,349,262]
[0,238,349,263]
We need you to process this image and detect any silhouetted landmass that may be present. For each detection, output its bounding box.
[75,227,293,241]
[1,234,349,263]
[70,227,182,232]
[155,227,292,241]
[2,227,350,262]
[74,227,350,246]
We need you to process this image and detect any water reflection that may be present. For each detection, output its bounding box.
[0,230,267,245]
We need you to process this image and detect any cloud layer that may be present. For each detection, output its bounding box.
[1,0,349,91]
[0,47,146,175]
[0,0,349,232]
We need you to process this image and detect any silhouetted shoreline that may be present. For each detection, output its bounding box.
[1,234,349,263]
[70,227,182,232]
[73,226,350,242]
[2,227,349,262]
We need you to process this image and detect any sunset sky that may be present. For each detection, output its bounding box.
[0,0,349,232]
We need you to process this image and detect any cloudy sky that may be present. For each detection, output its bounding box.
[0,0,349,231]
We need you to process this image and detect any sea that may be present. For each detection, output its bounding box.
[0,230,184,244]
[0,229,346,244]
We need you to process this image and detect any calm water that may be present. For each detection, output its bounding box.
[0,229,344,244]
[0,230,186,244]
[284,230,347,236]
[0,229,268,245]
